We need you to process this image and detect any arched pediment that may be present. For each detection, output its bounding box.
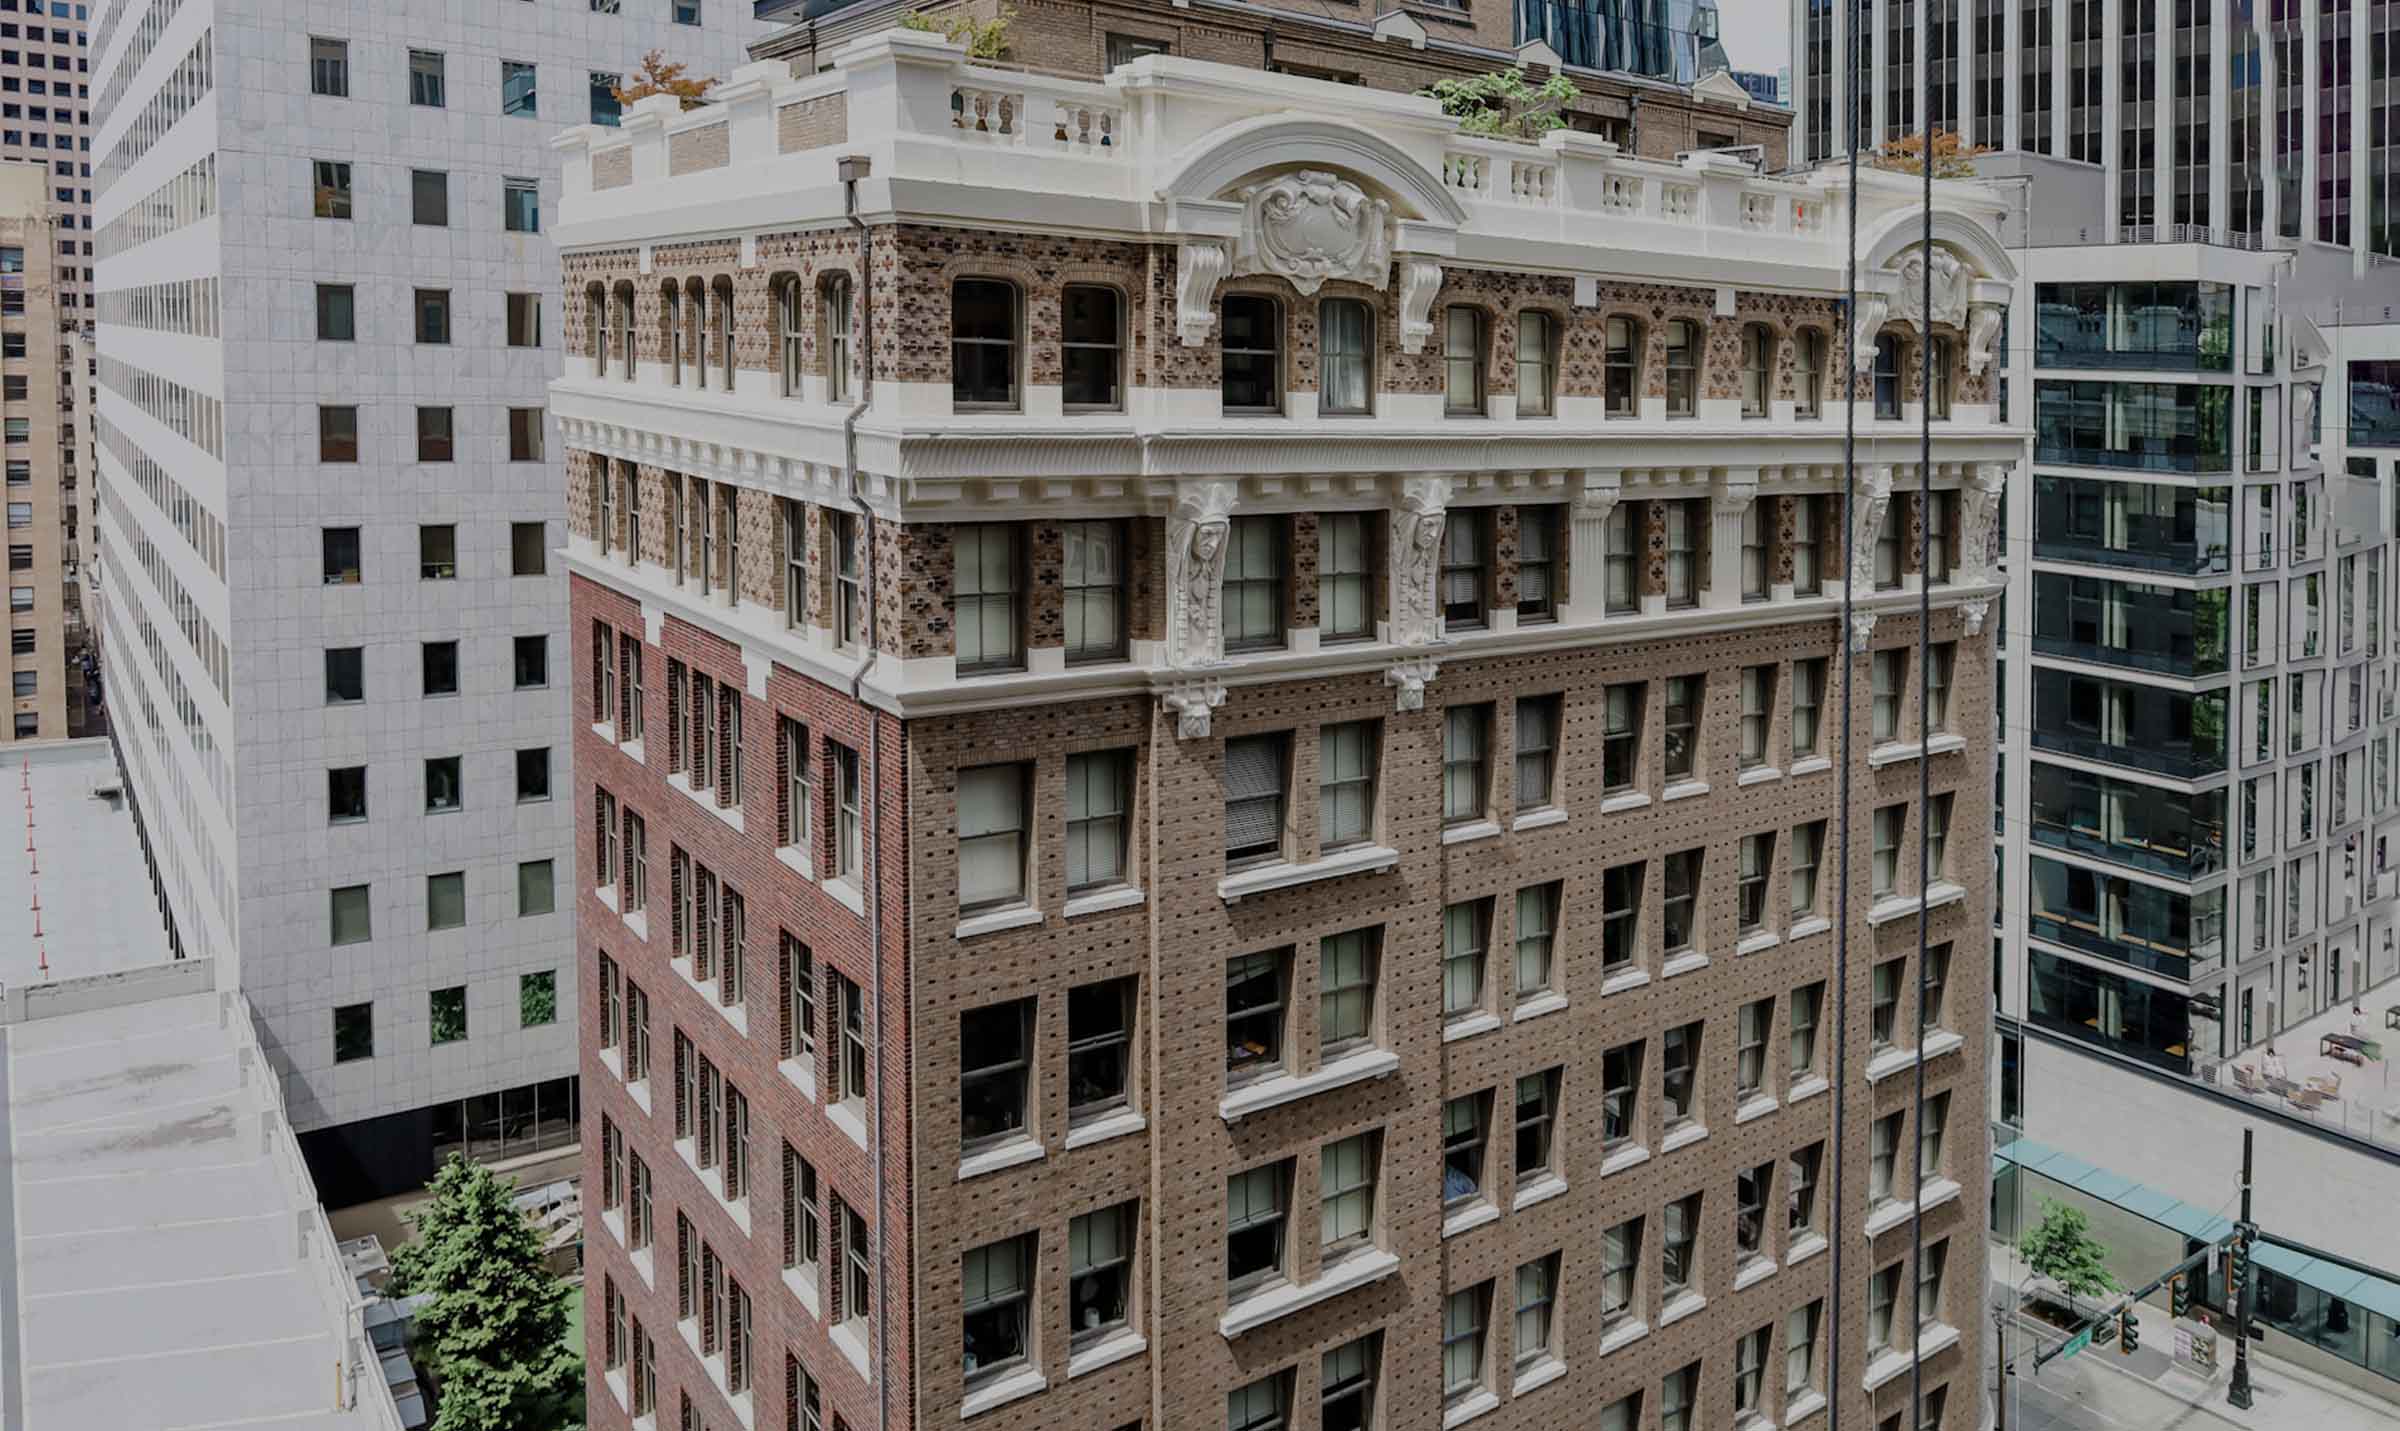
[1160,114,1469,230]
[1857,204,2019,286]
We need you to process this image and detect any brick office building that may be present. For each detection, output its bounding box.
[555,27,2020,1431]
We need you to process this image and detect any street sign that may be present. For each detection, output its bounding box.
[2060,1328,2093,1361]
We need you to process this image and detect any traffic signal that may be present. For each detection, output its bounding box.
[2120,1306,2141,1354]
[2227,1226,2252,1300]
[2172,1274,2192,1318]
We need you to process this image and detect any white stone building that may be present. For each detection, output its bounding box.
[88,0,772,1202]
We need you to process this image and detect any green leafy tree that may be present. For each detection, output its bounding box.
[1422,68,1579,142]
[388,1155,580,1431]
[2021,1199,2119,1316]
[899,5,1015,60]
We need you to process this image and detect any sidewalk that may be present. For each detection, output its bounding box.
[1987,1242,2398,1430]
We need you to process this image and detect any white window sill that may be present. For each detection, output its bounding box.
[824,877,866,917]
[955,905,1044,941]
[1864,1029,1962,1083]
[780,1058,817,1103]
[1221,1046,1399,1123]
[1736,764,1783,787]
[605,1368,629,1411]
[827,1101,870,1152]
[668,773,746,834]
[1662,778,1710,802]
[1219,844,1399,903]
[830,1319,872,1381]
[631,1244,655,1289]
[1442,1010,1503,1043]
[1864,1177,1962,1239]
[1863,1323,1958,1391]
[1062,885,1144,919]
[1598,1317,1651,1356]
[621,739,646,764]
[1786,1074,1830,1105]
[671,960,747,1039]
[592,720,616,743]
[1064,1107,1147,1151]
[1442,1198,1501,1240]
[1788,915,1832,940]
[1659,1289,1708,1328]
[959,1365,1047,1420]
[626,1078,652,1116]
[595,886,619,913]
[1662,949,1710,979]
[1736,929,1780,956]
[1511,807,1569,833]
[1512,989,1568,1023]
[1788,755,1832,776]
[623,909,650,942]
[1734,1256,1779,1292]
[1512,1356,1568,1398]
[1867,881,1966,926]
[1661,1121,1709,1153]
[783,1265,820,1321]
[1600,1143,1651,1178]
[1218,1246,1400,1339]
[1512,1173,1568,1213]
[1599,790,1652,814]
[776,845,817,882]
[1600,966,1652,996]
[1785,1390,1827,1425]
[1735,1093,1779,1125]
[1065,1327,1147,1381]
[1441,819,1503,847]
[599,1047,624,1081]
[1785,1232,1829,1267]
[1441,1388,1501,1431]
[958,1135,1046,1181]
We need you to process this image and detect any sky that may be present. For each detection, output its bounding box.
[1715,0,1794,76]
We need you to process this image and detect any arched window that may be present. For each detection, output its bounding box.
[1604,317,1642,417]
[1061,284,1123,411]
[661,282,683,384]
[952,278,1021,409]
[684,278,707,387]
[1319,297,1372,415]
[1516,311,1556,417]
[1873,334,1901,419]
[819,273,852,402]
[712,277,736,391]
[1929,336,1955,419]
[1740,323,1773,418]
[1219,295,1280,413]
[587,284,608,376]
[1663,319,1699,418]
[775,276,806,398]
[1795,329,1825,418]
[612,282,636,379]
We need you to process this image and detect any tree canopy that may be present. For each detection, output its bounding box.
[615,50,715,111]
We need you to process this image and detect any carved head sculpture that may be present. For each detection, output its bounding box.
[1233,169,1396,296]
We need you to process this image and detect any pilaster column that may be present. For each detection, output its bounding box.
[1562,471,1622,624]
[1706,471,1759,610]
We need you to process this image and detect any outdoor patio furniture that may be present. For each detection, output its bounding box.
[2305,1072,2341,1101]
[2386,1004,2400,1032]
[2232,1064,2261,1094]
[2287,1087,2324,1112]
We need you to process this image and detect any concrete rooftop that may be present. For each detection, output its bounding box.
[0,738,171,987]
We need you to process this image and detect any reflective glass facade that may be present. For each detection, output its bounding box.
[2033,474,2231,574]
[2035,380,2233,471]
[2032,571,2227,675]
[2034,281,2234,371]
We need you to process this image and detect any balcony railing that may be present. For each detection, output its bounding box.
[2035,441,2232,474]
[2027,817,2222,883]
[2030,726,2225,781]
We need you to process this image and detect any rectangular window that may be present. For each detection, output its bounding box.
[1736,998,1771,1098]
[834,972,868,1117]
[508,408,545,462]
[951,279,1019,409]
[1442,1093,1488,1206]
[962,1235,1032,1386]
[502,177,540,232]
[1439,507,1488,629]
[330,885,372,947]
[1514,1069,1560,1183]
[415,288,451,344]
[1068,1202,1134,1346]
[1786,1302,1821,1395]
[1514,695,1559,810]
[1516,505,1558,620]
[309,159,350,218]
[1738,833,1772,933]
[1319,1131,1379,1255]
[1663,674,1700,780]
[1060,284,1122,410]
[1230,1374,1291,1431]
[1602,1041,1640,1146]
[1663,499,1700,606]
[1442,704,1490,824]
[316,283,354,340]
[310,37,349,97]
[831,743,862,881]
[1441,900,1487,1021]
[590,71,622,127]
[1601,861,1642,970]
[1223,516,1286,651]
[1224,734,1286,866]
[957,764,1029,912]
[1740,501,1769,600]
[1601,1217,1640,1326]
[1872,804,1903,897]
[1318,720,1377,851]
[408,49,445,107]
[1662,1193,1699,1294]
[503,292,542,348]
[1869,1110,1902,1202]
[1225,949,1288,1083]
[321,526,361,583]
[1067,977,1134,1118]
[1064,749,1130,891]
[1317,512,1373,641]
[1738,665,1774,768]
[1226,1161,1291,1291]
[959,1000,1034,1149]
[1662,1021,1700,1125]
[1868,1263,1902,1351]
[501,60,537,117]
[1789,820,1824,920]
[1604,316,1640,416]
[416,407,455,463]
[1662,848,1701,953]
[1321,1334,1378,1431]
[1319,929,1377,1054]
[1442,1284,1489,1405]
[1663,319,1699,416]
[1059,519,1124,661]
[1793,494,1823,593]
[1604,503,1637,613]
